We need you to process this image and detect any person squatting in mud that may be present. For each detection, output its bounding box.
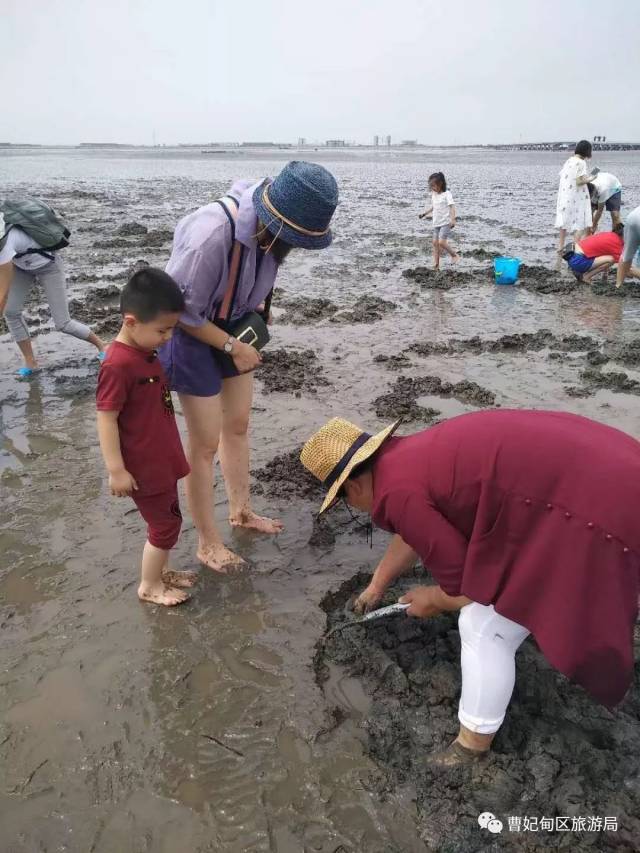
[301,409,640,764]
[158,162,338,573]
[97,268,197,606]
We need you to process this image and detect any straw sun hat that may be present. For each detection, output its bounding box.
[301,417,402,514]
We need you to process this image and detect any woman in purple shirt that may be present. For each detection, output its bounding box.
[160,162,338,572]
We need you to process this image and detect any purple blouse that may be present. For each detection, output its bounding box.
[166,179,278,326]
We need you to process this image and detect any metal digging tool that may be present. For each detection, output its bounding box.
[323,603,410,641]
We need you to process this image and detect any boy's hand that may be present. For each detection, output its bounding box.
[449,221,456,229]
[109,469,138,497]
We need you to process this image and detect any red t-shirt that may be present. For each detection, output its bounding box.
[577,232,624,262]
[96,341,189,496]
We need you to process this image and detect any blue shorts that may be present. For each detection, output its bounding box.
[158,328,239,397]
[567,253,594,275]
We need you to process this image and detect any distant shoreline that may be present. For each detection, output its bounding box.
[2,141,640,152]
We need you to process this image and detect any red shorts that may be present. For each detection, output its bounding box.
[133,485,182,550]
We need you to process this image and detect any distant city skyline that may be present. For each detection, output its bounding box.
[3,0,638,147]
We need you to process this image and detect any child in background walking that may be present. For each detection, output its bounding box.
[96,268,196,606]
[420,172,459,269]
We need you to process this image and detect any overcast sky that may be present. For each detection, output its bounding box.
[3,0,639,146]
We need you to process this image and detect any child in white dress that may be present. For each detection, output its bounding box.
[555,140,593,254]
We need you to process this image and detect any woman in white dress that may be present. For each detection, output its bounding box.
[555,139,593,254]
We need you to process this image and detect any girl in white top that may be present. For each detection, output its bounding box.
[420,172,458,269]
[555,139,593,254]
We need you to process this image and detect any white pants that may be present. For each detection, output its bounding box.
[458,602,530,735]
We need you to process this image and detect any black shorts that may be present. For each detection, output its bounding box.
[605,191,622,212]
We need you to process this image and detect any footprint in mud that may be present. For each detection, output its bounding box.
[315,571,640,852]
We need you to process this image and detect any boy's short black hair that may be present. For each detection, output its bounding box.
[428,171,447,192]
[613,222,624,236]
[120,267,185,321]
[574,139,593,158]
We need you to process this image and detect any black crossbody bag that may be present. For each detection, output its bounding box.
[213,198,271,359]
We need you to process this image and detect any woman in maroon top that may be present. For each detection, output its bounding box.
[301,410,640,763]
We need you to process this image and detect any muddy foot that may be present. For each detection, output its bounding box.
[428,740,489,768]
[162,569,198,588]
[197,544,246,574]
[229,510,284,535]
[138,583,190,606]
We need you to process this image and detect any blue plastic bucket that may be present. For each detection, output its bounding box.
[494,256,521,285]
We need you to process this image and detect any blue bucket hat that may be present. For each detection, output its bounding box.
[252,161,338,250]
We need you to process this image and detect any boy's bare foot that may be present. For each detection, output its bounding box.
[452,254,460,264]
[162,569,198,588]
[197,543,246,574]
[138,583,190,606]
[229,510,284,534]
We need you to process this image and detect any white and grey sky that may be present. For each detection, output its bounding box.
[3,0,639,146]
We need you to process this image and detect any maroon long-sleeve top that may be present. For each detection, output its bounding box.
[371,410,640,707]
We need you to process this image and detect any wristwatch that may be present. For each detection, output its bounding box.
[223,335,235,354]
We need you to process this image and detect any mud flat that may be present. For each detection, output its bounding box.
[316,571,640,852]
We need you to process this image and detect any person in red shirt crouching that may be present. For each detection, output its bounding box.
[97,268,195,606]
[564,223,624,283]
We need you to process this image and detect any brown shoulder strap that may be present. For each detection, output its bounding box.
[214,197,243,323]
[217,240,243,322]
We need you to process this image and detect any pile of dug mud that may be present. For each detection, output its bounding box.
[251,447,322,501]
[316,571,640,852]
[373,375,496,421]
[276,293,396,326]
[258,348,330,394]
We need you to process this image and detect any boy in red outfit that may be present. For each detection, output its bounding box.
[97,268,195,606]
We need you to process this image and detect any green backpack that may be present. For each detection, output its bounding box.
[0,198,71,259]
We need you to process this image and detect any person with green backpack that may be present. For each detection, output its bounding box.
[0,200,106,377]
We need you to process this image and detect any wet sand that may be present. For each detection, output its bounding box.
[1,149,640,851]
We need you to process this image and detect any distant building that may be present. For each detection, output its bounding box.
[401,139,418,146]
[326,139,346,148]
[298,137,306,147]
[385,135,391,147]
[373,135,379,147]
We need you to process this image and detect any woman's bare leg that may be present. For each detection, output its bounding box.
[432,238,440,269]
[218,371,284,534]
[178,392,245,572]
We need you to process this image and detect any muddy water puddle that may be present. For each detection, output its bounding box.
[1,150,640,851]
